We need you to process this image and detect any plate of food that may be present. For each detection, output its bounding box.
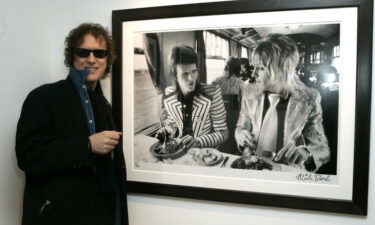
[150,138,186,159]
[230,155,273,170]
[189,148,223,166]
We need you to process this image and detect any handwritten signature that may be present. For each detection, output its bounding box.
[296,173,331,182]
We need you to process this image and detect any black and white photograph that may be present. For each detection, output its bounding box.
[132,23,339,176]
[113,1,371,214]
[121,7,354,195]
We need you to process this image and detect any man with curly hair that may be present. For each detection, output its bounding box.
[16,23,128,225]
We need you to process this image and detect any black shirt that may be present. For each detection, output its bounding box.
[175,82,203,137]
[178,92,195,136]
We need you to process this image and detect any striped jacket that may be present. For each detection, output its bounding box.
[162,84,229,148]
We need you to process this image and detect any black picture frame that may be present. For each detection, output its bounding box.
[112,0,372,215]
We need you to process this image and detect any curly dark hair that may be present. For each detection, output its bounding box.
[224,57,241,77]
[64,23,115,78]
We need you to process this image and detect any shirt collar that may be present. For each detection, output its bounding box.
[68,67,104,95]
[175,81,202,102]
[264,91,290,100]
[68,67,91,89]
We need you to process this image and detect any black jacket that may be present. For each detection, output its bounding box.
[16,77,128,225]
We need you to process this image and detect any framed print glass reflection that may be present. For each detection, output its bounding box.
[112,0,372,215]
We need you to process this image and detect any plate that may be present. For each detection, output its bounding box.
[150,139,186,159]
[230,156,273,170]
[189,148,223,166]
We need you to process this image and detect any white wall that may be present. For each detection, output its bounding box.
[0,0,374,225]
[0,1,54,224]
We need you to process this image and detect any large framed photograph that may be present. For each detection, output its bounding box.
[112,0,372,215]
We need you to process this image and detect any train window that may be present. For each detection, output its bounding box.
[241,46,248,59]
[332,45,341,74]
[333,45,340,58]
[204,31,229,58]
[315,52,321,64]
[311,51,323,64]
[204,31,229,84]
[133,33,161,134]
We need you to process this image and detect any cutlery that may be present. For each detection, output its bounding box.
[221,156,229,168]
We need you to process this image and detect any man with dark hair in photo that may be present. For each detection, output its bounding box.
[239,57,255,84]
[212,57,244,95]
[16,23,128,225]
[156,45,229,149]
[235,34,330,172]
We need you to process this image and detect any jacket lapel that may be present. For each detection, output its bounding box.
[164,93,212,137]
[284,90,312,144]
[192,95,211,137]
[164,95,183,136]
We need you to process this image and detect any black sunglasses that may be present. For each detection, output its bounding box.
[74,48,108,58]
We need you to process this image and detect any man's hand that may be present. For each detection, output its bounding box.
[89,131,122,155]
[274,142,311,169]
[155,127,171,143]
[178,135,199,149]
[235,129,256,150]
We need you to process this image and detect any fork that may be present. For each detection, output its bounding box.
[221,156,229,168]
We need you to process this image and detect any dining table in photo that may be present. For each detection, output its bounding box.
[133,134,303,172]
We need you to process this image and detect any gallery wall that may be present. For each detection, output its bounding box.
[0,0,374,225]
[0,1,55,224]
